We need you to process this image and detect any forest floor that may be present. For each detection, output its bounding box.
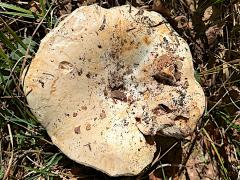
[0,0,240,179]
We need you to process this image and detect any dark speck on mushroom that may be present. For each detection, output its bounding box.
[74,126,81,134]
[38,80,44,88]
[135,117,141,122]
[78,69,83,76]
[65,113,70,117]
[81,106,87,110]
[99,15,106,31]
[100,110,106,119]
[111,90,127,102]
[86,123,91,130]
[86,72,91,78]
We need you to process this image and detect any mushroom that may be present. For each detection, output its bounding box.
[23,5,205,176]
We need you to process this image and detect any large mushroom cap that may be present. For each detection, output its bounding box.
[23,5,205,176]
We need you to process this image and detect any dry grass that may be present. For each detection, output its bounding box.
[0,0,239,179]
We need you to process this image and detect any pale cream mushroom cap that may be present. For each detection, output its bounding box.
[23,5,205,176]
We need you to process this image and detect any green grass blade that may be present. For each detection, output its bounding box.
[0,31,17,52]
[0,17,27,50]
[39,0,47,16]
[0,2,33,14]
[0,47,8,60]
[0,31,26,60]
[45,154,62,169]
[211,0,224,4]
[0,31,24,58]
[21,166,57,176]
[0,11,35,18]
[0,166,4,179]
[202,128,230,180]
[6,116,36,127]
[0,48,12,66]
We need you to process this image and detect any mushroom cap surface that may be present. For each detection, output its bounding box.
[23,5,205,176]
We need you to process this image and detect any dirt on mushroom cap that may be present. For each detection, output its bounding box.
[23,5,205,176]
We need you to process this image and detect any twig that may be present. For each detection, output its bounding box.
[3,124,14,180]
[224,114,240,133]
[0,96,23,99]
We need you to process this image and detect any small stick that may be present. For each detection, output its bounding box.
[3,124,14,180]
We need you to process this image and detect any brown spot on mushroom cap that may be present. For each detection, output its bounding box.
[111,90,127,102]
[81,106,87,110]
[50,77,59,95]
[86,123,91,131]
[100,110,106,119]
[23,5,205,176]
[143,36,151,45]
[74,126,81,134]
[73,112,78,117]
